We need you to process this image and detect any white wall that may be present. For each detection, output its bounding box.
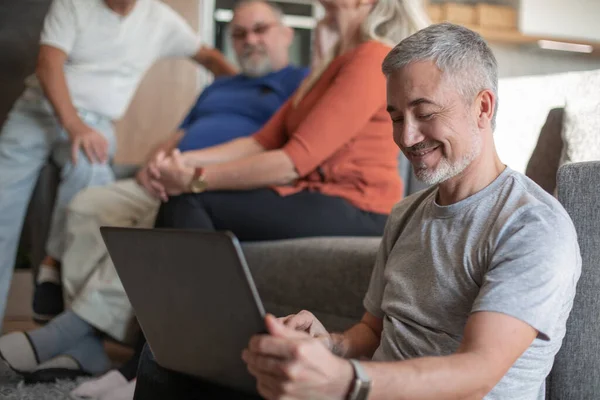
[520,0,600,42]
[491,43,600,78]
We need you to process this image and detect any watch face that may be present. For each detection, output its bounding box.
[190,179,207,193]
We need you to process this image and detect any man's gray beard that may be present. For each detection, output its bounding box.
[239,56,273,77]
[413,130,482,185]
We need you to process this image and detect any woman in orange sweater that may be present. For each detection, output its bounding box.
[149,0,429,235]
[132,0,429,398]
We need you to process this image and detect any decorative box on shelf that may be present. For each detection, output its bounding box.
[427,2,517,30]
[425,1,599,54]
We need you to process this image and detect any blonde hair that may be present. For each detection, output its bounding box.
[362,0,430,46]
[293,0,430,106]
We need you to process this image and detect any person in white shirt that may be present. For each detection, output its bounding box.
[0,0,236,329]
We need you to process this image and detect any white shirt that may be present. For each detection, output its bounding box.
[30,0,201,120]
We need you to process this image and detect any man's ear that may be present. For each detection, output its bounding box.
[475,89,495,130]
[283,25,294,46]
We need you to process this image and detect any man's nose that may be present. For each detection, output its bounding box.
[397,120,425,149]
[245,31,260,45]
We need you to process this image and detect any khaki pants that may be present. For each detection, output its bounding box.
[62,179,159,342]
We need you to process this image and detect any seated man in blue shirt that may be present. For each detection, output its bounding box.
[6,0,307,389]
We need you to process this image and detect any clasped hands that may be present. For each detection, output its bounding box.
[242,311,354,400]
[136,149,195,201]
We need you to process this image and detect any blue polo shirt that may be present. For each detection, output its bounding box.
[177,65,308,152]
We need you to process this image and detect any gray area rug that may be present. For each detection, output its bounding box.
[0,362,89,399]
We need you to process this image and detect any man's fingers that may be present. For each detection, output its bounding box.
[155,150,166,163]
[149,179,165,196]
[148,163,161,180]
[94,137,109,164]
[71,139,80,165]
[142,179,162,200]
[82,141,98,164]
[92,139,106,164]
[266,314,307,340]
[248,334,308,360]
[244,350,305,385]
[149,179,168,202]
[282,312,314,332]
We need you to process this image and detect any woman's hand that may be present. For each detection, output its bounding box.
[149,150,195,201]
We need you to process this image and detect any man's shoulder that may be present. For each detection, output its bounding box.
[499,170,573,231]
[215,66,309,95]
[490,170,579,270]
[281,66,310,81]
[270,66,310,91]
[387,186,437,226]
[48,0,98,21]
[144,0,185,24]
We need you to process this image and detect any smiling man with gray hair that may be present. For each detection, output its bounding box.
[236,23,582,400]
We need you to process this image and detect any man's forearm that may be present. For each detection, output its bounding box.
[36,47,83,130]
[330,322,382,359]
[196,47,237,77]
[362,353,496,400]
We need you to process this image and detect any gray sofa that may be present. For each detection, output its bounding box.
[240,108,599,399]
[17,108,599,397]
[242,160,599,399]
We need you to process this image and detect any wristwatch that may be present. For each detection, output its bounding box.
[347,359,371,400]
[189,167,208,193]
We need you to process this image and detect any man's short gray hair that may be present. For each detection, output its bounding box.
[233,0,284,23]
[382,23,499,130]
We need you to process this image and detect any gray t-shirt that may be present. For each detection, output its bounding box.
[364,167,581,399]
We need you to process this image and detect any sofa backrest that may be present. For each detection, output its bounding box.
[525,108,564,194]
[548,161,600,399]
[495,70,594,174]
[243,237,381,332]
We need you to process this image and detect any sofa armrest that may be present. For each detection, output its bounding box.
[548,161,600,399]
[112,164,140,180]
[242,237,381,332]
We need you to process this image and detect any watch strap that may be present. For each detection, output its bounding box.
[348,359,371,400]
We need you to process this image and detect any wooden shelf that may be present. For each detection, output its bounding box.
[426,2,600,55]
[462,24,600,55]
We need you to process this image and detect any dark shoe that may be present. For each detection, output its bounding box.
[23,367,90,384]
[32,281,64,324]
[23,355,90,384]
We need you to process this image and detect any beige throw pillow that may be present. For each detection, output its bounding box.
[560,100,600,165]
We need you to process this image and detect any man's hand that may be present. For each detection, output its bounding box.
[136,164,164,200]
[66,119,109,165]
[149,149,194,201]
[242,314,353,400]
[280,311,333,351]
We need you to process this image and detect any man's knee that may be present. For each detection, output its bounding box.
[62,159,115,188]
[68,186,110,217]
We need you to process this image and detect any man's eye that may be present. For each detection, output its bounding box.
[418,114,434,120]
[392,118,404,124]
[254,25,269,34]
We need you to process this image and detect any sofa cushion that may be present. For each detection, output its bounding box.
[560,100,600,165]
[548,161,600,399]
[242,237,381,332]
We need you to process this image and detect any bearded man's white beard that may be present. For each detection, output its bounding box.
[413,130,482,185]
[239,48,273,77]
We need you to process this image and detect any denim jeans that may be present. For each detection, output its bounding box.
[0,88,116,329]
[134,343,263,400]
